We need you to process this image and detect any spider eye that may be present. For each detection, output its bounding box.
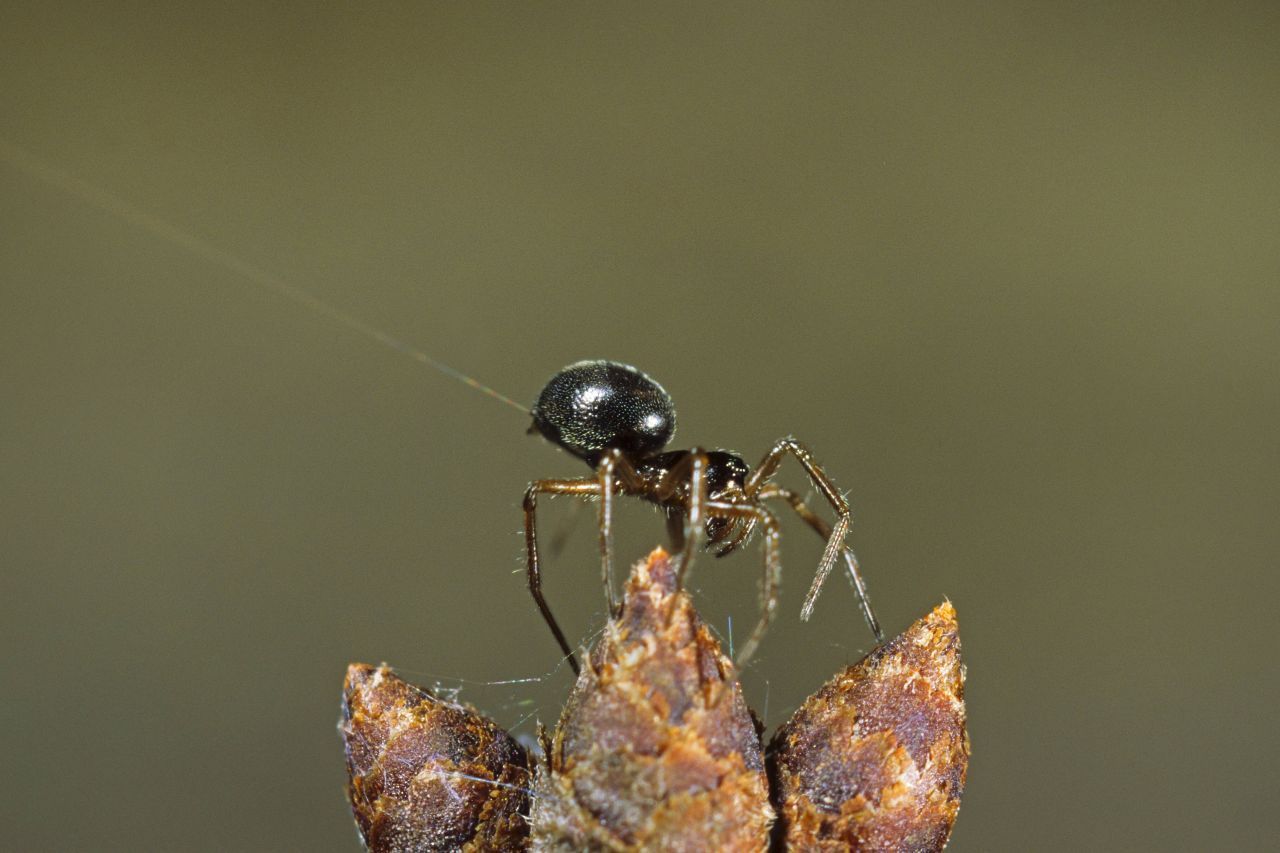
[530,360,676,464]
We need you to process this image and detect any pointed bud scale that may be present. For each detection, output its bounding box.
[340,663,532,852]
[531,549,775,850]
[768,602,968,852]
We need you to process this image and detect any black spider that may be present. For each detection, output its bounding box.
[523,360,882,675]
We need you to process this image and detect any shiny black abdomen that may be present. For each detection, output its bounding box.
[529,360,676,466]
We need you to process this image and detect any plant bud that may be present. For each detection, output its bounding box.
[531,548,775,850]
[340,663,532,852]
[768,602,968,852]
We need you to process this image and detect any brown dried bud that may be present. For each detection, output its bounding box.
[341,663,532,852]
[341,552,970,851]
[767,601,968,852]
[531,548,775,850]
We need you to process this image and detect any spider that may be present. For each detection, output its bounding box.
[523,360,882,675]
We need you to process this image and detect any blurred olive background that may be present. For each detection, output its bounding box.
[3,3,1277,850]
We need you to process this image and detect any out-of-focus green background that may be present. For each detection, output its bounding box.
[3,3,1276,850]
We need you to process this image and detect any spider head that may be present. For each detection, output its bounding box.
[704,450,750,541]
[704,450,750,498]
[529,360,676,466]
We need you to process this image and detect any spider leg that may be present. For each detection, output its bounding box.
[596,449,649,616]
[658,449,710,590]
[704,498,781,667]
[758,484,884,643]
[523,478,600,676]
[746,438,860,632]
